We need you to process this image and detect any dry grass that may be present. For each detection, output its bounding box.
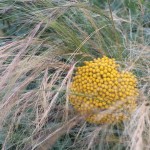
[0,0,149,150]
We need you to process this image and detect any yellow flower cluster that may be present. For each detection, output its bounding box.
[69,56,138,124]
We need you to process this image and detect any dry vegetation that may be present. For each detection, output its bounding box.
[0,0,150,150]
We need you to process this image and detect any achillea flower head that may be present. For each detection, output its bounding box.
[69,56,138,124]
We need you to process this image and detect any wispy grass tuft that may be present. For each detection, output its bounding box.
[0,0,149,149]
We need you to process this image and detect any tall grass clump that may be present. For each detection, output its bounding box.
[0,0,149,149]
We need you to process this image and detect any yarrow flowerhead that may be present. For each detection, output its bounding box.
[69,56,138,124]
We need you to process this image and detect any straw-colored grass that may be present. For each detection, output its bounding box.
[0,0,149,149]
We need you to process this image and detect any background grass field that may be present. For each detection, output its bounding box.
[0,0,150,149]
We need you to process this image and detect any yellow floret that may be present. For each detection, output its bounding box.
[69,56,138,124]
